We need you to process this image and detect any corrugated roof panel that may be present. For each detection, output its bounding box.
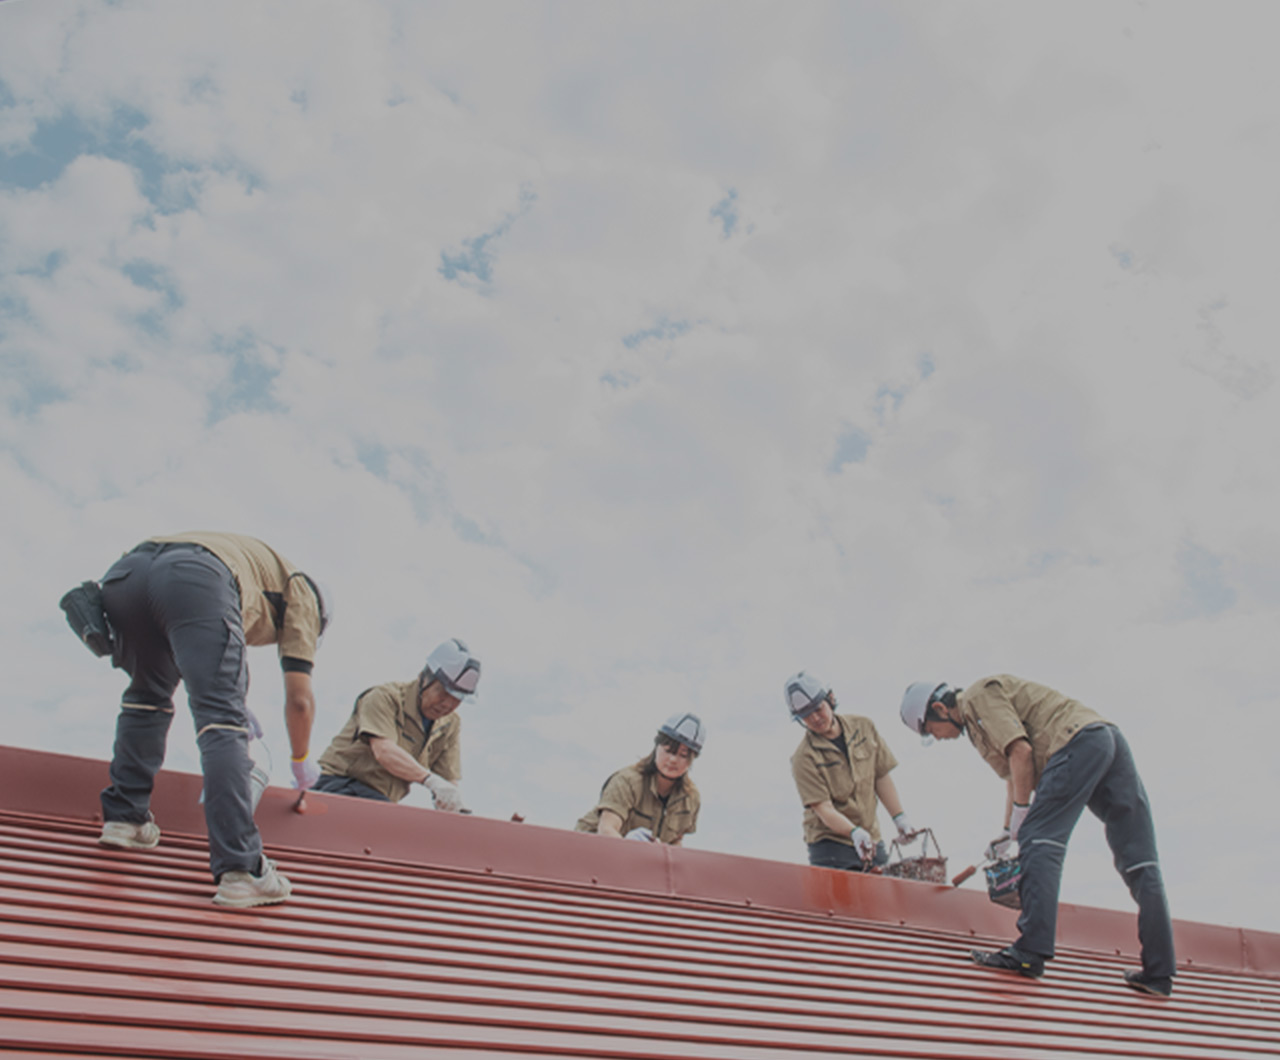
[1,747,1277,1059]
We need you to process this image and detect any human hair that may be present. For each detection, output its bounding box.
[638,735,697,778]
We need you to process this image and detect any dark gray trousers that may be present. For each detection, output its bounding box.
[807,839,889,872]
[99,542,262,880]
[312,774,391,801]
[1016,724,1176,978]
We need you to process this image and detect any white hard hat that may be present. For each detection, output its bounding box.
[423,638,481,701]
[658,712,706,755]
[900,680,950,743]
[783,671,829,722]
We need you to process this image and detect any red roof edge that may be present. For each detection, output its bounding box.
[4,743,1275,978]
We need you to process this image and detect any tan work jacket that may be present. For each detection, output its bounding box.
[958,674,1106,785]
[575,761,700,845]
[316,679,461,802]
[149,531,322,667]
[791,714,898,846]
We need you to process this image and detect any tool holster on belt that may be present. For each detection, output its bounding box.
[59,581,115,658]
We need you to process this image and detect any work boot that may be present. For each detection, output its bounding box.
[213,858,292,908]
[970,945,1045,979]
[1123,969,1173,997]
[99,815,161,850]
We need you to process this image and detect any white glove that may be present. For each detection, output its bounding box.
[1008,802,1031,842]
[290,757,320,790]
[850,827,875,861]
[986,828,1014,861]
[892,812,915,839]
[625,827,656,842]
[423,773,463,813]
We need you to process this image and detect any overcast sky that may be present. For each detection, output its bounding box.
[3,1,1278,935]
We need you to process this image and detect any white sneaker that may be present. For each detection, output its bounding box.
[99,816,161,849]
[213,858,292,908]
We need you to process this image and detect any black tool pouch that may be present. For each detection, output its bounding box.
[59,581,115,657]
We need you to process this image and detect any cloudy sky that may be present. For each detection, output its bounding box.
[3,1,1278,934]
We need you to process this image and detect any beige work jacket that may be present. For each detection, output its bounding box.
[958,674,1106,785]
[791,714,898,846]
[575,761,700,845]
[149,531,322,666]
[316,679,461,802]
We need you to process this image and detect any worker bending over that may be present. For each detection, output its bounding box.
[900,674,1175,997]
[91,531,326,908]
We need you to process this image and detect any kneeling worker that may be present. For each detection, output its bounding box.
[576,713,704,844]
[314,638,480,811]
[786,671,919,871]
[899,674,1175,997]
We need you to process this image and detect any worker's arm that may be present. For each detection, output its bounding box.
[597,809,625,838]
[810,798,860,836]
[1005,738,1035,816]
[368,736,464,810]
[368,735,431,783]
[1002,737,1035,839]
[810,798,876,858]
[874,774,905,818]
[283,670,315,760]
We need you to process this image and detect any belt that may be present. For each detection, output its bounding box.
[132,540,213,557]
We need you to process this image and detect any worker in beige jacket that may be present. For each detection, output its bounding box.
[89,531,328,909]
[785,671,920,871]
[900,674,1175,996]
[315,638,480,811]
[576,713,705,845]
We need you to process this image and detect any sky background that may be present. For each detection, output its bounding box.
[3,1,1278,934]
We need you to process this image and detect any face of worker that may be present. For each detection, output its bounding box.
[923,704,964,741]
[800,697,840,739]
[655,739,695,781]
[419,681,462,722]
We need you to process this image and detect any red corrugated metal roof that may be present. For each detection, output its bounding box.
[2,746,1277,1059]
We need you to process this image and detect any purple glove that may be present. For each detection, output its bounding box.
[290,757,320,790]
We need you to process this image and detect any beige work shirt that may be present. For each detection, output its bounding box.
[791,714,898,846]
[958,674,1107,785]
[575,762,700,845]
[316,680,461,802]
[149,531,322,666]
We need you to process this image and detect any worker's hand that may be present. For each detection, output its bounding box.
[986,828,1014,861]
[850,827,875,862]
[625,827,656,842]
[1008,802,1031,842]
[245,709,265,741]
[423,773,464,813]
[290,756,320,790]
[892,812,915,839]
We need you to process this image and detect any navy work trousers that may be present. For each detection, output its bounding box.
[99,541,262,880]
[808,839,889,872]
[312,774,391,801]
[1016,724,1176,979]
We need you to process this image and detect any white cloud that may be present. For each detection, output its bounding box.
[2,0,1279,932]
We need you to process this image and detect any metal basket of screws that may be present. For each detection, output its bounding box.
[879,828,948,884]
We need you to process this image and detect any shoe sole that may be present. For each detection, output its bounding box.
[212,879,293,909]
[211,892,291,908]
[1124,978,1172,998]
[98,834,160,850]
[970,951,1044,979]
